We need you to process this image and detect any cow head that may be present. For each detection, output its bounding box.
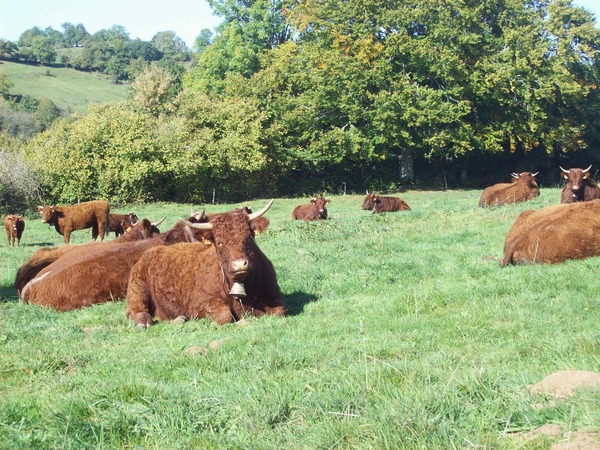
[38,205,60,224]
[182,200,273,294]
[123,217,165,239]
[561,165,592,194]
[128,212,139,225]
[311,196,330,219]
[362,191,375,210]
[511,172,539,187]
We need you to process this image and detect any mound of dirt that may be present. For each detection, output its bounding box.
[528,370,600,399]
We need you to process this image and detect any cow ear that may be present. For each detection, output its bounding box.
[251,217,270,235]
[561,172,569,179]
[584,172,590,179]
[310,199,316,204]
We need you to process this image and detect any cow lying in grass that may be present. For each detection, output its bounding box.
[503,199,600,265]
[478,172,539,207]
[362,192,411,213]
[15,218,164,295]
[19,213,205,311]
[126,200,285,327]
[291,196,330,221]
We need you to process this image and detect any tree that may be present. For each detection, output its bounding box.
[61,22,90,47]
[35,98,60,130]
[0,73,13,97]
[30,36,57,65]
[128,65,181,117]
[0,39,19,60]
[18,27,45,47]
[193,29,213,53]
[151,31,189,61]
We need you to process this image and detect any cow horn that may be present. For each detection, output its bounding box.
[248,199,274,221]
[583,165,592,173]
[511,173,519,178]
[181,219,212,230]
[152,216,166,227]
[560,166,570,174]
[531,172,539,177]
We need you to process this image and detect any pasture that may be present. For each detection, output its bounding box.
[1,60,128,113]
[0,189,598,449]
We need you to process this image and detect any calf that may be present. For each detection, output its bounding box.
[126,200,284,327]
[38,200,110,243]
[479,172,540,207]
[559,165,600,203]
[4,214,25,247]
[109,212,139,237]
[503,199,600,265]
[291,196,330,221]
[362,192,410,213]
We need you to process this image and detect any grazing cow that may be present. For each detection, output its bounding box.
[478,172,540,207]
[4,214,25,246]
[14,218,165,295]
[38,200,111,243]
[503,199,600,265]
[109,212,139,237]
[559,165,600,203]
[19,210,223,311]
[362,192,410,213]
[126,200,284,328]
[292,196,330,221]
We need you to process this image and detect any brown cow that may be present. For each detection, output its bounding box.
[14,218,165,295]
[362,192,410,214]
[109,212,139,237]
[4,214,25,246]
[503,199,600,265]
[291,196,330,221]
[559,165,600,203]
[38,200,111,243]
[126,200,284,328]
[19,214,203,310]
[478,172,540,207]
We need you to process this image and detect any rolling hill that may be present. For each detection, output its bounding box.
[1,60,128,113]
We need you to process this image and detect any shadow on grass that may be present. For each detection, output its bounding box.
[283,291,318,316]
[0,283,18,303]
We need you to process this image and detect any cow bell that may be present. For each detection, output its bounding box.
[229,282,247,298]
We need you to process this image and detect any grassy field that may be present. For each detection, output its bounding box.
[0,60,128,112]
[0,189,598,449]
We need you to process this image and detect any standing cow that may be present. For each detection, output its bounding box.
[559,165,600,203]
[362,192,410,213]
[478,172,540,207]
[4,214,25,247]
[126,200,284,328]
[38,200,111,243]
[503,199,600,265]
[291,196,330,221]
[109,212,139,237]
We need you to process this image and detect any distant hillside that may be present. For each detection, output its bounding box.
[0,61,128,113]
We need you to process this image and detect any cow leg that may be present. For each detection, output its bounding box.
[134,312,153,329]
[91,225,99,241]
[206,298,235,325]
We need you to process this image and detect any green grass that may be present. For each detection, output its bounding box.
[0,190,598,448]
[0,60,128,112]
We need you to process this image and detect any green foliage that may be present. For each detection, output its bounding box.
[0,190,598,448]
[24,104,169,204]
[35,98,60,130]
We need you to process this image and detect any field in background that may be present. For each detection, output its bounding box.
[1,60,128,112]
[0,189,598,448]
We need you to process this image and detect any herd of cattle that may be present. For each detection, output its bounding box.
[4,165,600,326]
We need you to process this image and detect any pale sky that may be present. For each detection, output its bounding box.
[0,0,223,48]
[1,0,599,49]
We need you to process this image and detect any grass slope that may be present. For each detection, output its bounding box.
[1,60,128,112]
[0,190,598,448]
